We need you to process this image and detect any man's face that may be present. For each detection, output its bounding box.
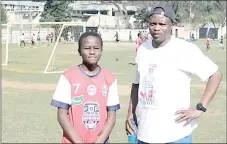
[148,14,172,43]
[80,36,102,65]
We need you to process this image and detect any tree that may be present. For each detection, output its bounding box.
[133,1,189,28]
[40,0,73,22]
[134,8,149,28]
[132,0,226,29]
[211,1,226,27]
[1,5,8,23]
[187,1,226,29]
[100,1,130,28]
[40,0,73,41]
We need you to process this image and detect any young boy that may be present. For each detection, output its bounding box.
[51,32,120,143]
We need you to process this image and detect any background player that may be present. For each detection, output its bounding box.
[136,32,143,52]
[206,37,211,51]
[218,36,224,50]
[19,33,25,48]
[51,32,120,143]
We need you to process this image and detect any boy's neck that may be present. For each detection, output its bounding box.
[80,62,100,76]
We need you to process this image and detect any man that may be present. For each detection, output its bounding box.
[37,32,41,45]
[218,36,224,50]
[67,30,72,43]
[125,4,222,143]
[206,37,211,51]
[50,32,54,43]
[129,31,132,42]
[31,34,35,47]
[20,33,25,48]
[114,31,119,42]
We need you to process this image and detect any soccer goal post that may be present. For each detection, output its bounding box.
[2,23,10,66]
[2,21,86,73]
[44,22,86,74]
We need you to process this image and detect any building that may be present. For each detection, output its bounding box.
[1,1,45,23]
[69,1,137,17]
[69,1,138,28]
[1,1,138,28]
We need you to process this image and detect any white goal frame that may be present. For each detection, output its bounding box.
[2,23,10,66]
[2,22,86,73]
[43,22,86,74]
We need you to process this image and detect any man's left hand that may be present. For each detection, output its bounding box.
[175,108,203,126]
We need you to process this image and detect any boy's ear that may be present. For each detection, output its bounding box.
[78,49,81,56]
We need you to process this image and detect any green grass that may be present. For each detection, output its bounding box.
[2,39,226,143]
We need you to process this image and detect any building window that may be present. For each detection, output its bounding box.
[82,10,98,15]
[127,11,135,15]
[100,10,107,15]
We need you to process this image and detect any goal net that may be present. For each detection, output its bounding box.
[2,22,86,73]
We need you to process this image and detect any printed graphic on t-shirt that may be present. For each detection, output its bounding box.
[82,102,100,131]
[139,64,158,107]
[73,83,80,95]
[102,85,108,97]
[87,85,97,96]
[71,95,84,106]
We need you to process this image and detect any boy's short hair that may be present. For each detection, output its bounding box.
[78,32,103,55]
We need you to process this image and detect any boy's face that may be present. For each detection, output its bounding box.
[80,36,102,65]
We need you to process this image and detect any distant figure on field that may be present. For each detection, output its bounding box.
[20,33,25,48]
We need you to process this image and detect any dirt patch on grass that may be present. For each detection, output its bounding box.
[2,80,132,95]
[2,80,225,95]
[2,80,56,91]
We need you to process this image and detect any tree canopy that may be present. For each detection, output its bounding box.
[1,5,8,24]
[133,1,226,28]
[40,0,73,22]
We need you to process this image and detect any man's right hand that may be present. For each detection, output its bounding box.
[125,113,137,136]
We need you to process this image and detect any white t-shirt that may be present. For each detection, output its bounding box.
[20,35,25,41]
[133,37,218,143]
[68,31,71,37]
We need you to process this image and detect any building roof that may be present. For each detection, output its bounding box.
[86,15,126,28]
[1,1,45,6]
[69,1,137,11]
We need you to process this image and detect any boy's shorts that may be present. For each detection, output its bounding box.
[137,134,192,144]
[218,43,223,48]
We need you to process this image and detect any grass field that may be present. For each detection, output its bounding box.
[2,39,226,143]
